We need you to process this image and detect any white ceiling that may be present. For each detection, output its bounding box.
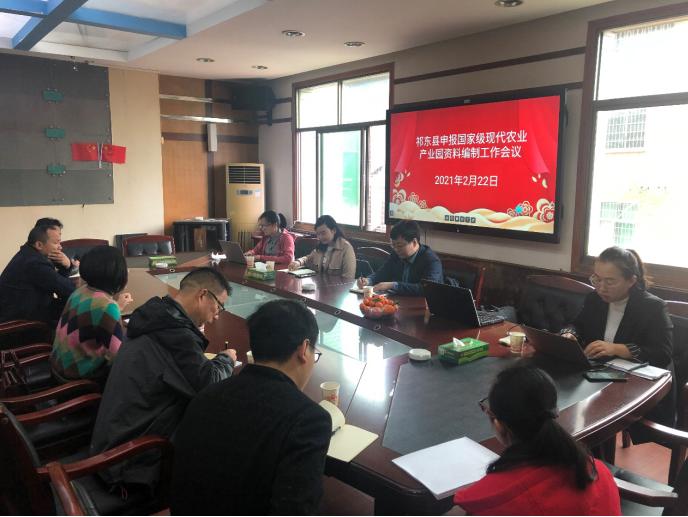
[0,0,614,81]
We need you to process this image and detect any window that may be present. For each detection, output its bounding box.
[574,6,688,278]
[604,109,646,150]
[294,65,393,233]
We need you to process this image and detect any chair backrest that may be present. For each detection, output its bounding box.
[121,235,175,257]
[517,275,594,334]
[60,239,110,262]
[0,401,55,515]
[355,247,390,274]
[0,321,52,352]
[668,301,688,404]
[355,259,373,278]
[440,257,486,307]
[293,237,319,260]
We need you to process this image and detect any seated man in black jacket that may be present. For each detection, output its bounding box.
[0,224,76,327]
[170,299,331,516]
[357,219,443,296]
[90,267,237,491]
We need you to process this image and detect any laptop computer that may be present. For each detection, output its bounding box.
[519,325,607,368]
[422,280,506,327]
[219,240,247,265]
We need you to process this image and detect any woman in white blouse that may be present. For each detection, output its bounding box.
[561,246,675,434]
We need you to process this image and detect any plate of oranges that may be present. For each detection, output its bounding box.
[359,294,400,319]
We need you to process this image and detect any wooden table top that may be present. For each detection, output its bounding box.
[134,256,671,512]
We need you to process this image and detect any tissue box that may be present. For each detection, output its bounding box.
[247,268,275,280]
[438,338,489,365]
[148,255,177,267]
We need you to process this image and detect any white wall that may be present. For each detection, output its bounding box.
[0,68,165,269]
[259,0,685,272]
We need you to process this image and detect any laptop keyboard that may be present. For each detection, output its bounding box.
[476,311,506,326]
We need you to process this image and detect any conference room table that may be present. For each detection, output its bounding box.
[123,253,672,515]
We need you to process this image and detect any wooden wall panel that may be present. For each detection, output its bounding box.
[159,75,205,97]
[161,140,208,235]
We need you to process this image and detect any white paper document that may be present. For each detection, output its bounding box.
[319,400,378,462]
[392,437,498,500]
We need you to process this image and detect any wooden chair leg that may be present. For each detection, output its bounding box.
[622,430,632,448]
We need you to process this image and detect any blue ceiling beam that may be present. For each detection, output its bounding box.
[13,0,88,50]
[7,0,186,49]
[67,8,186,39]
[0,0,45,17]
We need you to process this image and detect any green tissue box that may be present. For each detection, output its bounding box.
[247,268,276,280]
[438,338,489,365]
[148,255,177,267]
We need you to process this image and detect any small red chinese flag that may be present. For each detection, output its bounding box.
[102,144,126,164]
[71,142,99,161]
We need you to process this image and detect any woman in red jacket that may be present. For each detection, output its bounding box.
[245,210,294,267]
[454,366,621,516]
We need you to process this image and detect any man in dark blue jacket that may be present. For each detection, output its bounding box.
[357,220,443,296]
[0,224,76,327]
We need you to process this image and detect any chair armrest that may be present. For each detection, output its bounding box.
[678,382,688,431]
[46,463,85,516]
[15,393,101,427]
[18,351,51,368]
[37,435,173,481]
[615,478,678,508]
[0,320,51,342]
[7,344,53,357]
[635,418,688,448]
[2,380,101,410]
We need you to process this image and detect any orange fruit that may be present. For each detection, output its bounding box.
[375,302,384,308]
[359,303,366,310]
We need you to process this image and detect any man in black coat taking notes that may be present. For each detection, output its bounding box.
[170,299,331,516]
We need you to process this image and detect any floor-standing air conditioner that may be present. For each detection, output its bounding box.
[226,163,265,251]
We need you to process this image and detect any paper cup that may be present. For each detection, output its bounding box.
[246,350,254,364]
[509,332,526,354]
[266,261,275,271]
[320,381,340,407]
[246,255,255,268]
[363,286,374,298]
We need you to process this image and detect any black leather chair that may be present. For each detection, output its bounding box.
[355,247,390,275]
[121,235,175,257]
[440,257,486,307]
[603,418,688,515]
[0,400,172,515]
[517,275,594,333]
[60,239,109,263]
[355,259,373,278]
[293,237,319,260]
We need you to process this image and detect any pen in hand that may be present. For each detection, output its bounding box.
[224,341,229,351]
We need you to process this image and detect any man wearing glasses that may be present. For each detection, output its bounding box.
[171,299,332,515]
[357,219,443,296]
[91,267,237,491]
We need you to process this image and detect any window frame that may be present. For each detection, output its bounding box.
[291,63,394,241]
[572,3,688,288]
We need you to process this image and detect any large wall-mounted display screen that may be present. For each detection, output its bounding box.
[386,87,567,243]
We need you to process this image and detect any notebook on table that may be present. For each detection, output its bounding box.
[318,400,378,462]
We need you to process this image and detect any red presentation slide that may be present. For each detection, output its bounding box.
[388,96,560,234]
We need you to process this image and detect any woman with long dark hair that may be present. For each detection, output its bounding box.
[561,246,675,433]
[288,215,356,277]
[245,210,294,266]
[454,366,620,515]
[50,245,132,385]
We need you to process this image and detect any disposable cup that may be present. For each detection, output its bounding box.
[509,332,526,354]
[246,255,255,268]
[320,381,340,407]
[363,286,374,298]
[266,261,275,271]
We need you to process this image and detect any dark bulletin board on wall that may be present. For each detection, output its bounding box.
[0,53,113,207]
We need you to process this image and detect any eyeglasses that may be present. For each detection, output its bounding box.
[309,343,322,363]
[589,274,619,289]
[390,240,411,251]
[207,290,226,316]
[478,397,496,419]
[258,224,274,230]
